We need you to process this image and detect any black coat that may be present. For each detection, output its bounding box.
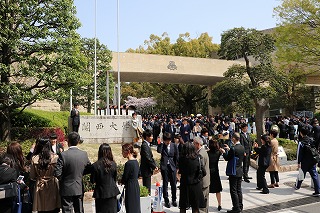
[223,143,245,178]
[70,108,80,126]
[140,141,157,177]
[164,124,176,140]
[312,125,320,150]
[254,145,272,167]
[157,142,179,171]
[240,132,252,154]
[91,160,120,199]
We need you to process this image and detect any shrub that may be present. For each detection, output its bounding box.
[140,185,149,197]
[83,174,95,192]
[117,163,125,183]
[11,127,66,142]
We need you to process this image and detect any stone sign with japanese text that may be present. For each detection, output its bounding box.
[75,115,140,143]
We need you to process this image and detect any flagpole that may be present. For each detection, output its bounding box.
[94,0,97,115]
[117,0,121,115]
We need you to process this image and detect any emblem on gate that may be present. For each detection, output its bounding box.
[167,61,177,70]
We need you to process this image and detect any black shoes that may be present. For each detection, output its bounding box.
[172,201,177,207]
[247,177,253,179]
[256,187,262,190]
[227,209,241,213]
[164,202,170,208]
[243,179,250,183]
[218,205,222,211]
[260,191,269,194]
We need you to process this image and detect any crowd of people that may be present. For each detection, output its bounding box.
[1,112,320,213]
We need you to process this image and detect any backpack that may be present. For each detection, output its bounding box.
[303,142,320,165]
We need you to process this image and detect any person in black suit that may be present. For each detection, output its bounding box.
[70,103,80,132]
[222,132,245,213]
[54,132,91,213]
[180,118,191,142]
[253,135,272,194]
[91,143,120,213]
[50,133,64,155]
[0,154,19,213]
[239,123,252,183]
[140,129,158,193]
[164,118,176,141]
[312,120,320,151]
[157,132,179,208]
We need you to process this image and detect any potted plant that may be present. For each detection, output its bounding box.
[140,185,152,212]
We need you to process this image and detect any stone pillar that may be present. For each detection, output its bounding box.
[314,86,320,113]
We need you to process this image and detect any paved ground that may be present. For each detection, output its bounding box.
[84,160,320,213]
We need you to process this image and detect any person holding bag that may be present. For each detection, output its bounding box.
[221,133,245,213]
[0,154,19,213]
[253,134,272,194]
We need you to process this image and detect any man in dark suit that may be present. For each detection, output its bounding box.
[54,132,91,213]
[312,120,320,151]
[240,123,252,183]
[157,132,179,208]
[164,118,176,141]
[180,118,191,142]
[222,132,245,213]
[140,129,158,193]
[49,133,64,155]
[70,103,80,132]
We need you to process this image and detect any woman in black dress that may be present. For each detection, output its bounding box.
[121,143,141,213]
[207,139,223,211]
[91,143,120,213]
[179,142,205,213]
[254,134,272,194]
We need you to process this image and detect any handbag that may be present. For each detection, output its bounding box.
[297,168,305,181]
[117,188,125,213]
[0,182,18,199]
[13,185,22,213]
[22,189,32,213]
[226,156,239,176]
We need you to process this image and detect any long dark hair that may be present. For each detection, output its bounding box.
[209,139,220,151]
[261,134,271,146]
[34,138,52,170]
[7,142,25,172]
[98,143,114,173]
[182,142,197,159]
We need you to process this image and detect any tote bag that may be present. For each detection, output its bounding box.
[226,156,239,176]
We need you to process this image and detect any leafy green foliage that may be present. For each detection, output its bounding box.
[70,38,113,113]
[213,27,278,142]
[0,0,87,141]
[140,185,149,197]
[274,0,320,72]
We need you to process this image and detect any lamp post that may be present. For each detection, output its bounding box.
[106,70,110,115]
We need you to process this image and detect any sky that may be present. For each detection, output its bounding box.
[74,0,282,52]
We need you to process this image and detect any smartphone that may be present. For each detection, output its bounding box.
[17,175,24,181]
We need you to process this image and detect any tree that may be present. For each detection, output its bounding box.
[126,32,219,114]
[215,27,277,143]
[0,0,86,141]
[125,96,157,114]
[72,38,113,113]
[273,0,320,113]
[274,0,320,73]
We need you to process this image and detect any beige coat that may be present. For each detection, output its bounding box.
[30,154,61,211]
[266,138,280,172]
